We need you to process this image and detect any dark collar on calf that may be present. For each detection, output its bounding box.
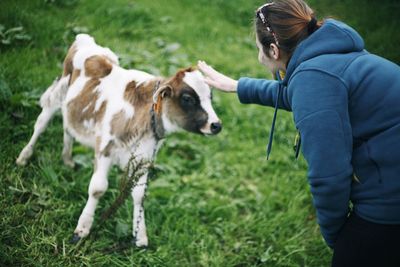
[151,80,165,141]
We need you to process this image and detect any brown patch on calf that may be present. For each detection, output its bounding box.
[124,80,157,106]
[63,44,81,86]
[101,140,114,157]
[92,190,105,198]
[110,80,157,144]
[70,69,81,85]
[63,45,77,77]
[94,136,114,158]
[110,109,151,144]
[124,81,138,104]
[67,78,107,135]
[95,136,101,153]
[84,55,113,78]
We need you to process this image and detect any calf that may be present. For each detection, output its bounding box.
[16,34,222,247]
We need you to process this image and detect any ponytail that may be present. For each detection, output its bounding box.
[255,0,323,58]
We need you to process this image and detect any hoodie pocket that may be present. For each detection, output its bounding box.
[351,142,381,185]
[366,124,400,197]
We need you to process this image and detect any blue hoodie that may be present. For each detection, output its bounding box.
[237,19,400,247]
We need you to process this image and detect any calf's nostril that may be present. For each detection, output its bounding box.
[210,122,222,134]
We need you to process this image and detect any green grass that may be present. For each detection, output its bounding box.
[1,0,399,266]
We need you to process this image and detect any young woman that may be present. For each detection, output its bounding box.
[198,0,400,266]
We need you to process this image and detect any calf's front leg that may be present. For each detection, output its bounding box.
[132,172,149,247]
[72,155,112,242]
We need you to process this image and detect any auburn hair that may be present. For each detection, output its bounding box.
[255,0,323,59]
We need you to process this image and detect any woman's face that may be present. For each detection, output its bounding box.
[256,36,283,73]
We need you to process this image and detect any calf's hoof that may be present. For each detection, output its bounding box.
[63,158,75,168]
[70,233,82,244]
[16,154,29,166]
[132,237,148,248]
[16,147,33,166]
[16,158,27,166]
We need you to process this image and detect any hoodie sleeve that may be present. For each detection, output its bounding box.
[290,70,353,248]
[237,77,291,111]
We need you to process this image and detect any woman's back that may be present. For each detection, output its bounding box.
[286,18,400,226]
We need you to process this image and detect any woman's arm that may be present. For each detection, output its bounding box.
[291,70,353,248]
[198,61,291,110]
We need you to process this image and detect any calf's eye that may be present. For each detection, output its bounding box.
[181,93,197,106]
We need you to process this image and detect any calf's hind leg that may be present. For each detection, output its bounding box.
[62,129,75,168]
[16,106,58,165]
[16,76,69,166]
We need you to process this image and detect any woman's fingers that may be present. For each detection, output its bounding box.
[198,61,222,87]
[197,60,238,92]
[198,61,215,77]
[198,61,225,83]
[198,61,217,76]
[204,77,222,89]
[200,62,224,80]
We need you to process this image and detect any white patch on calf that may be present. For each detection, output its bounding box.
[73,34,119,72]
[162,113,181,134]
[127,70,155,87]
[83,119,95,130]
[74,34,95,47]
[39,75,70,109]
[183,70,220,132]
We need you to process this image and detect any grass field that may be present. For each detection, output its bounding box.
[1,0,399,266]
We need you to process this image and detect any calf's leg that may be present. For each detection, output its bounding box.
[132,172,149,247]
[16,106,58,165]
[72,155,112,241]
[16,76,69,166]
[62,129,75,168]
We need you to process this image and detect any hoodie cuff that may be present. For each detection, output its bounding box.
[236,77,254,104]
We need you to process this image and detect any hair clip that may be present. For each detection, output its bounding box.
[256,2,274,16]
[256,2,279,45]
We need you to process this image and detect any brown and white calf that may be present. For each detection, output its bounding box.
[16,34,221,246]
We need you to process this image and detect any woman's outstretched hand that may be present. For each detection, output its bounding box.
[198,60,238,93]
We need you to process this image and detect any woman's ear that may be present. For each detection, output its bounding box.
[269,43,280,60]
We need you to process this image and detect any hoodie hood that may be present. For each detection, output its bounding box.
[283,19,365,85]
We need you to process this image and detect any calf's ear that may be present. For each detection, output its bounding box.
[152,85,173,103]
[172,66,197,82]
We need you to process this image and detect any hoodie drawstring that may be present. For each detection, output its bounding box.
[266,70,284,160]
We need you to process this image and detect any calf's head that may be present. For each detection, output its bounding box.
[153,67,222,135]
